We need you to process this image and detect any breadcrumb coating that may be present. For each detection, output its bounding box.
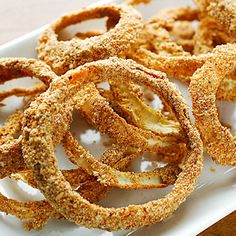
[190,43,236,166]
[22,57,203,231]
[37,4,143,75]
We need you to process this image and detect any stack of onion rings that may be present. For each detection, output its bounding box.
[1,0,235,232]
[21,57,203,230]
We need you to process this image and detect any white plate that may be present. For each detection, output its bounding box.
[0,0,235,235]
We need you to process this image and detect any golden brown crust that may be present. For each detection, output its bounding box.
[128,6,236,101]
[62,131,180,189]
[0,84,46,102]
[0,57,56,84]
[79,83,184,151]
[2,0,235,231]
[37,4,143,75]
[195,0,236,36]
[7,144,139,230]
[0,57,180,186]
[22,57,203,231]
[0,58,58,178]
[0,57,183,230]
[189,43,236,166]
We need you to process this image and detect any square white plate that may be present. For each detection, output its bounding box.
[0,0,235,235]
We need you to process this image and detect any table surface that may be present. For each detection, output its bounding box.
[0,0,235,235]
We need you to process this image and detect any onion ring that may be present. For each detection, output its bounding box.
[22,57,203,231]
[0,84,46,102]
[193,16,235,55]
[1,105,178,228]
[131,7,198,57]
[62,132,180,189]
[0,58,58,178]
[189,43,236,166]
[36,4,184,151]
[78,83,184,152]
[2,144,138,230]
[127,5,236,101]
[0,58,181,187]
[0,90,148,227]
[37,4,143,75]
[125,0,151,6]
[194,0,236,36]
[129,45,236,101]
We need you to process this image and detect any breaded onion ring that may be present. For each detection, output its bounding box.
[0,97,151,227]
[190,43,236,166]
[77,83,184,152]
[0,84,46,102]
[37,4,143,75]
[2,144,138,230]
[22,57,203,231]
[193,16,235,55]
[1,104,178,227]
[0,58,58,178]
[0,58,181,187]
[62,132,180,189]
[129,45,236,101]
[195,0,236,36]
[128,6,236,101]
[36,4,183,152]
[140,6,199,55]
[107,79,180,135]
[0,58,56,85]
[1,107,179,229]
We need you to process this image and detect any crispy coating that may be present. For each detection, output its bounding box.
[79,83,184,152]
[127,6,200,79]
[37,4,143,75]
[129,45,236,101]
[128,5,236,101]
[195,0,236,36]
[190,43,236,166]
[78,80,187,154]
[36,3,186,152]
[0,111,23,145]
[0,57,183,229]
[1,1,235,232]
[22,57,203,231]
[62,132,180,189]
[0,85,46,102]
[193,16,236,54]
[33,145,141,229]
[133,7,199,56]
[36,2,182,152]
[4,144,138,230]
[0,101,152,227]
[125,0,151,6]
[0,58,58,178]
[0,58,181,185]
[0,58,56,85]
